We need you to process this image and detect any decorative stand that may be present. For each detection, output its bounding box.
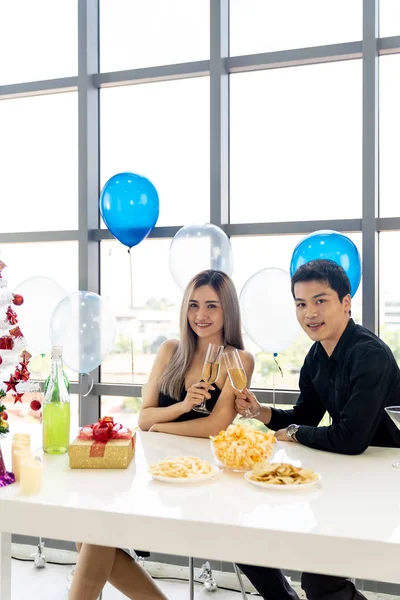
[31,538,46,569]
[199,561,218,592]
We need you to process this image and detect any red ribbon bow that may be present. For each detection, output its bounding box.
[78,416,132,443]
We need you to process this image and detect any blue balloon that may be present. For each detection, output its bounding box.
[100,172,159,248]
[290,230,362,297]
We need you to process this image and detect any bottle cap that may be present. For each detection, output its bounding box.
[51,346,63,359]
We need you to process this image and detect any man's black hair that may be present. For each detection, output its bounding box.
[291,259,351,302]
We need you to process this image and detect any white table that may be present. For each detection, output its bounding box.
[1,429,400,600]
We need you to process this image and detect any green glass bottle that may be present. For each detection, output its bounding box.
[44,371,70,394]
[43,346,70,454]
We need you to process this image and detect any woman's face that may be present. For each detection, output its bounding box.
[187,285,224,339]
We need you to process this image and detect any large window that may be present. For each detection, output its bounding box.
[0,93,78,233]
[379,55,400,217]
[100,238,181,384]
[230,61,362,223]
[0,1,399,429]
[100,0,209,72]
[0,0,77,84]
[229,0,362,56]
[100,78,210,227]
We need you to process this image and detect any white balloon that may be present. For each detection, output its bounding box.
[169,223,233,291]
[13,277,68,355]
[49,291,116,374]
[240,268,300,353]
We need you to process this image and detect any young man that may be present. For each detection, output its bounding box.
[235,259,400,600]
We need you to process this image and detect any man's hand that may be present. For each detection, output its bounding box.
[275,428,298,442]
[234,387,262,418]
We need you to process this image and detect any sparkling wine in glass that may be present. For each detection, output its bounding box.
[192,343,224,414]
[224,349,257,419]
[385,407,400,469]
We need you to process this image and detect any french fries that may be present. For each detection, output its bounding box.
[250,461,318,485]
[210,423,276,470]
[149,456,214,478]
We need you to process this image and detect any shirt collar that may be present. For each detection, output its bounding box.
[316,318,356,363]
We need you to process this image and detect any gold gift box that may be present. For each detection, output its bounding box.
[69,432,136,469]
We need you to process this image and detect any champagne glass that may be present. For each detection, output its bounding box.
[224,349,258,419]
[192,343,224,414]
[385,407,400,469]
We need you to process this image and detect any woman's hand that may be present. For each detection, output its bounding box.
[234,387,261,417]
[181,382,215,413]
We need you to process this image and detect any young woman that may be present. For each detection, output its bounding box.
[69,269,254,600]
[138,268,254,436]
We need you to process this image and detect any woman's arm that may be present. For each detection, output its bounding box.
[150,350,255,438]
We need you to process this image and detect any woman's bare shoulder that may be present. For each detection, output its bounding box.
[158,338,180,359]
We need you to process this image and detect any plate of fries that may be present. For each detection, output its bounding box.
[245,461,321,490]
[210,423,276,471]
[148,456,219,483]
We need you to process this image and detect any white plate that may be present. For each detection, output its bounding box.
[150,465,219,484]
[244,470,321,490]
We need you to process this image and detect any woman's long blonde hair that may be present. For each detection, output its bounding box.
[159,269,244,400]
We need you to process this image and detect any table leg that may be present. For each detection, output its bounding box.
[0,532,11,600]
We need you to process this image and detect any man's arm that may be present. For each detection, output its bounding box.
[295,344,393,454]
[267,354,326,430]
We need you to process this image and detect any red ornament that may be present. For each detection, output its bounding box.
[0,356,2,365]
[3,375,18,393]
[6,306,18,326]
[13,393,23,404]
[13,368,22,381]
[9,326,23,339]
[30,399,42,411]
[0,336,14,350]
[12,294,24,306]
[0,411,8,420]
[20,350,32,365]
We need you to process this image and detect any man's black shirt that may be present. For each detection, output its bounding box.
[268,319,400,454]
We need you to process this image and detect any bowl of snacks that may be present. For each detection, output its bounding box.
[210,423,276,471]
[245,461,320,490]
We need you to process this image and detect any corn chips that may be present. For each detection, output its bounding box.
[250,461,318,485]
[149,456,214,479]
[210,423,276,470]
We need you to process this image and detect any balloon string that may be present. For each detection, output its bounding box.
[82,373,94,397]
[128,249,134,386]
[272,353,283,408]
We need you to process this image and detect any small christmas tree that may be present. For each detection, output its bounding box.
[0,394,9,438]
[0,251,36,404]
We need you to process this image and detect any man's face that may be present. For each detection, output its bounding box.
[294,280,351,346]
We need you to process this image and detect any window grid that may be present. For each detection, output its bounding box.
[0,0,398,416]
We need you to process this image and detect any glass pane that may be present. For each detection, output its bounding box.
[230,61,362,223]
[0,0,77,85]
[3,394,79,432]
[100,239,181,384]
[231,233,362,390]
[100,0,209,72]
[101,395,142,431]
[0,94,78,232]
[380,232,400,366]
[380,55,400,217]
[230,0,362,56]
[0,241,79,380]
[100,79,209,227]
[380,0,400,37]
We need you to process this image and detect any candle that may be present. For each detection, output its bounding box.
[20,457,42,495]
[12,447,33,481]
[12,433,31,447]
